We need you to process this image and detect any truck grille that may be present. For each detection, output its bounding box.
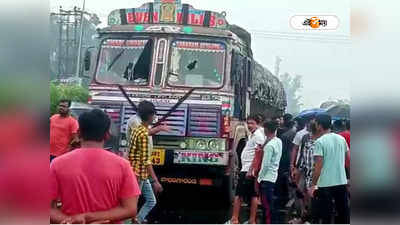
[91,102,221,141]
[122,104,188,137]
[153,136,184,149]
[188,105,221,137]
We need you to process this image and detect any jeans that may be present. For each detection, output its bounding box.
[260,181,275,224]
[310,193,323,223]
[316,185,350,224]
[137,179,157,223]
[275,171,289,206]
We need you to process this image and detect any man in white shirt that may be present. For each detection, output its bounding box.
[230,115,265,224]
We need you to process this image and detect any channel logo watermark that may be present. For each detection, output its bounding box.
[290,15,339,30]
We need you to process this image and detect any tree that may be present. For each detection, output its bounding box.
[280,72,303,114]
[50,83,89,115]
[320,98,350,109]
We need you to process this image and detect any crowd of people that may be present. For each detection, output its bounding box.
[230,113,351,224]
[49,99,350,224]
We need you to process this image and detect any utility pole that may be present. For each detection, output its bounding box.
[73,6,79,72]
[65,11,70,73]
[274,56,282,78]
[51,2,98,82]
[75,0,86,78]
[57,6,63,80]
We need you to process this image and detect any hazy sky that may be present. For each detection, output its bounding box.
[51,0,350,110]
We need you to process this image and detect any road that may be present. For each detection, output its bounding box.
[147,184,233,224]
[148,199,290,224]
[140,183,292,224]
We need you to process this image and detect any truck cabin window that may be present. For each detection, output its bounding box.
[168,41,225,88]
[96,39,152,85]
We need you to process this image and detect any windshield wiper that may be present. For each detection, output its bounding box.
[107,35,141,71]
[107,49,126,71]
[107,40,129,71]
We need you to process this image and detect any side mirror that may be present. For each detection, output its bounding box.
[84,50,91,71]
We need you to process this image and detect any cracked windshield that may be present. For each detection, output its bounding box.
[168,40,225,88]
[96,39,152,85]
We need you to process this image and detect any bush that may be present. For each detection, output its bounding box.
[50,83,89,115]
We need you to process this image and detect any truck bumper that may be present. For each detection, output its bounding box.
[151,149,233,186]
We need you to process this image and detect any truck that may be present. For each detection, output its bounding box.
[83,0,286,222]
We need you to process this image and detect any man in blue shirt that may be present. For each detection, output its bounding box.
[308,113,350,224]
[258,120,282,224]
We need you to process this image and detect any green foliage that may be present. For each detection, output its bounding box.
[280,72,303,114]
[320,99,350,109]
[50,83,89,115]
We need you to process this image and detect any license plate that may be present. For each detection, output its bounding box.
[151,149,165,166]
[173,151,229,165]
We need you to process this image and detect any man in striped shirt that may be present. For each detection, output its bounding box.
[292,118,320,223]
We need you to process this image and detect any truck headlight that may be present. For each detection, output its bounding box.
[208,139,219,151]
[180,142,187,149]
[196,139,207,150]
[185,138,226,151]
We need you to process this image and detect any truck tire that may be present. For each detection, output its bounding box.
[215,174,233,223]
[221,173,234,206]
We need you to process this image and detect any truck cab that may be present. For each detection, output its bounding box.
[83,0,286,222]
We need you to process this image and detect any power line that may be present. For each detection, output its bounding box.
[248,29,350,38]
[251,35,351,43]
[253,36,352,44]
[251,31,350,40]
[251,32,352,44]
[248,28,351,43]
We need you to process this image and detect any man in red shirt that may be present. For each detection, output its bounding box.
[338,120,351,178]
[50,99,79,161]
[50,109,141,224]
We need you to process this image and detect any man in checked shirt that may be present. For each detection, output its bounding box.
[292,117,320,223]
[129,101,168,224]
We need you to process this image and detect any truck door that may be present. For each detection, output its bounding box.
[231,51,251,120]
